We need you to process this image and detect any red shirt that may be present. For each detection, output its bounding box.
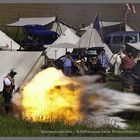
[121,56,134,69]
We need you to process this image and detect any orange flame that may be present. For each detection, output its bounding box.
[20,67,84,124]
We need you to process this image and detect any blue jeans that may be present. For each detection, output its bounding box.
[63,66,72,76]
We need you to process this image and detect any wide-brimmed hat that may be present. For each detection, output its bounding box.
[66,52,71,55]
[10,69,17,75]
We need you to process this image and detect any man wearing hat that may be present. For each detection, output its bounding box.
[2,69,17,114]
[61,52,74,76]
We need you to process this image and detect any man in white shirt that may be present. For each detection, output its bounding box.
[2,69,17,114]
[113,52,122,81]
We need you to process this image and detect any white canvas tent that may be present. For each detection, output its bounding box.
[77,28,105,47]
[125,24,134,31]
[79,21,135,65]
[0,51,44,91]
[51,22,76,35]
[6,17,56,26]
[127,42,140,57]
[0,31,20,51]
[102,21,133,31]
[45,28,80,59]
[127,42,140,50]
[77,27,114,64]
[81,21,134,32]
[6,17,75,35]
[80,22,120,30]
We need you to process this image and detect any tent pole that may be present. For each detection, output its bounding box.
[88,28,93,48]
[15,12,21,40]
[57,19,63,35]
[78,39,81,48]
[56,23,59,34]
[55,50,57,60]
[44,51,47,66]
[55,16,59,34]
[129,19,137,31]
[55,14,63,35]
[10,41,12,51]
[22,27,27,40]
[99,19,105,43]
[89,12,102,48]
[55,15,63,35]
[2,25,8,34]
[15,26,19,40]
[23,53,43,82]
[120,9,126,32]
[88,15,95,48]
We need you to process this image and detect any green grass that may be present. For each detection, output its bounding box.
[0,113,139,137]
[0,114,139,137]
[105,72,123,92]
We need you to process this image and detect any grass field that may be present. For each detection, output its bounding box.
[0,73,140,137]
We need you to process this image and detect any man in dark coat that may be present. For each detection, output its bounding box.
[2,69,17,114]
[131,60,140,94]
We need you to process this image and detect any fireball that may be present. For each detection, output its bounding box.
[19,67,84,124]
[12,67,140,129]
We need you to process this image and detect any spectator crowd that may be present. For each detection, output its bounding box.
[59,49,140,94]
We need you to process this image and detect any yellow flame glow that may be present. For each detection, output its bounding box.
[20,67,84,124]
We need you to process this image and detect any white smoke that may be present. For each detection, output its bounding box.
[76,75,140,129]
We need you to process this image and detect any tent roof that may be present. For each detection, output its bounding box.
[52,28,80,44]
[6,17,56,26]
[0,30,20,50]
[127,42,140,51]
[80,22,122,30]
[81,21,134,32]
[45,43,76,59]
[77,27,105,48]
[51,21,76,35]
[77,26,114,64]
[45,28,80,48]
[0,51,42,90]
[46,43,78,49]
[45,28,80,59]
